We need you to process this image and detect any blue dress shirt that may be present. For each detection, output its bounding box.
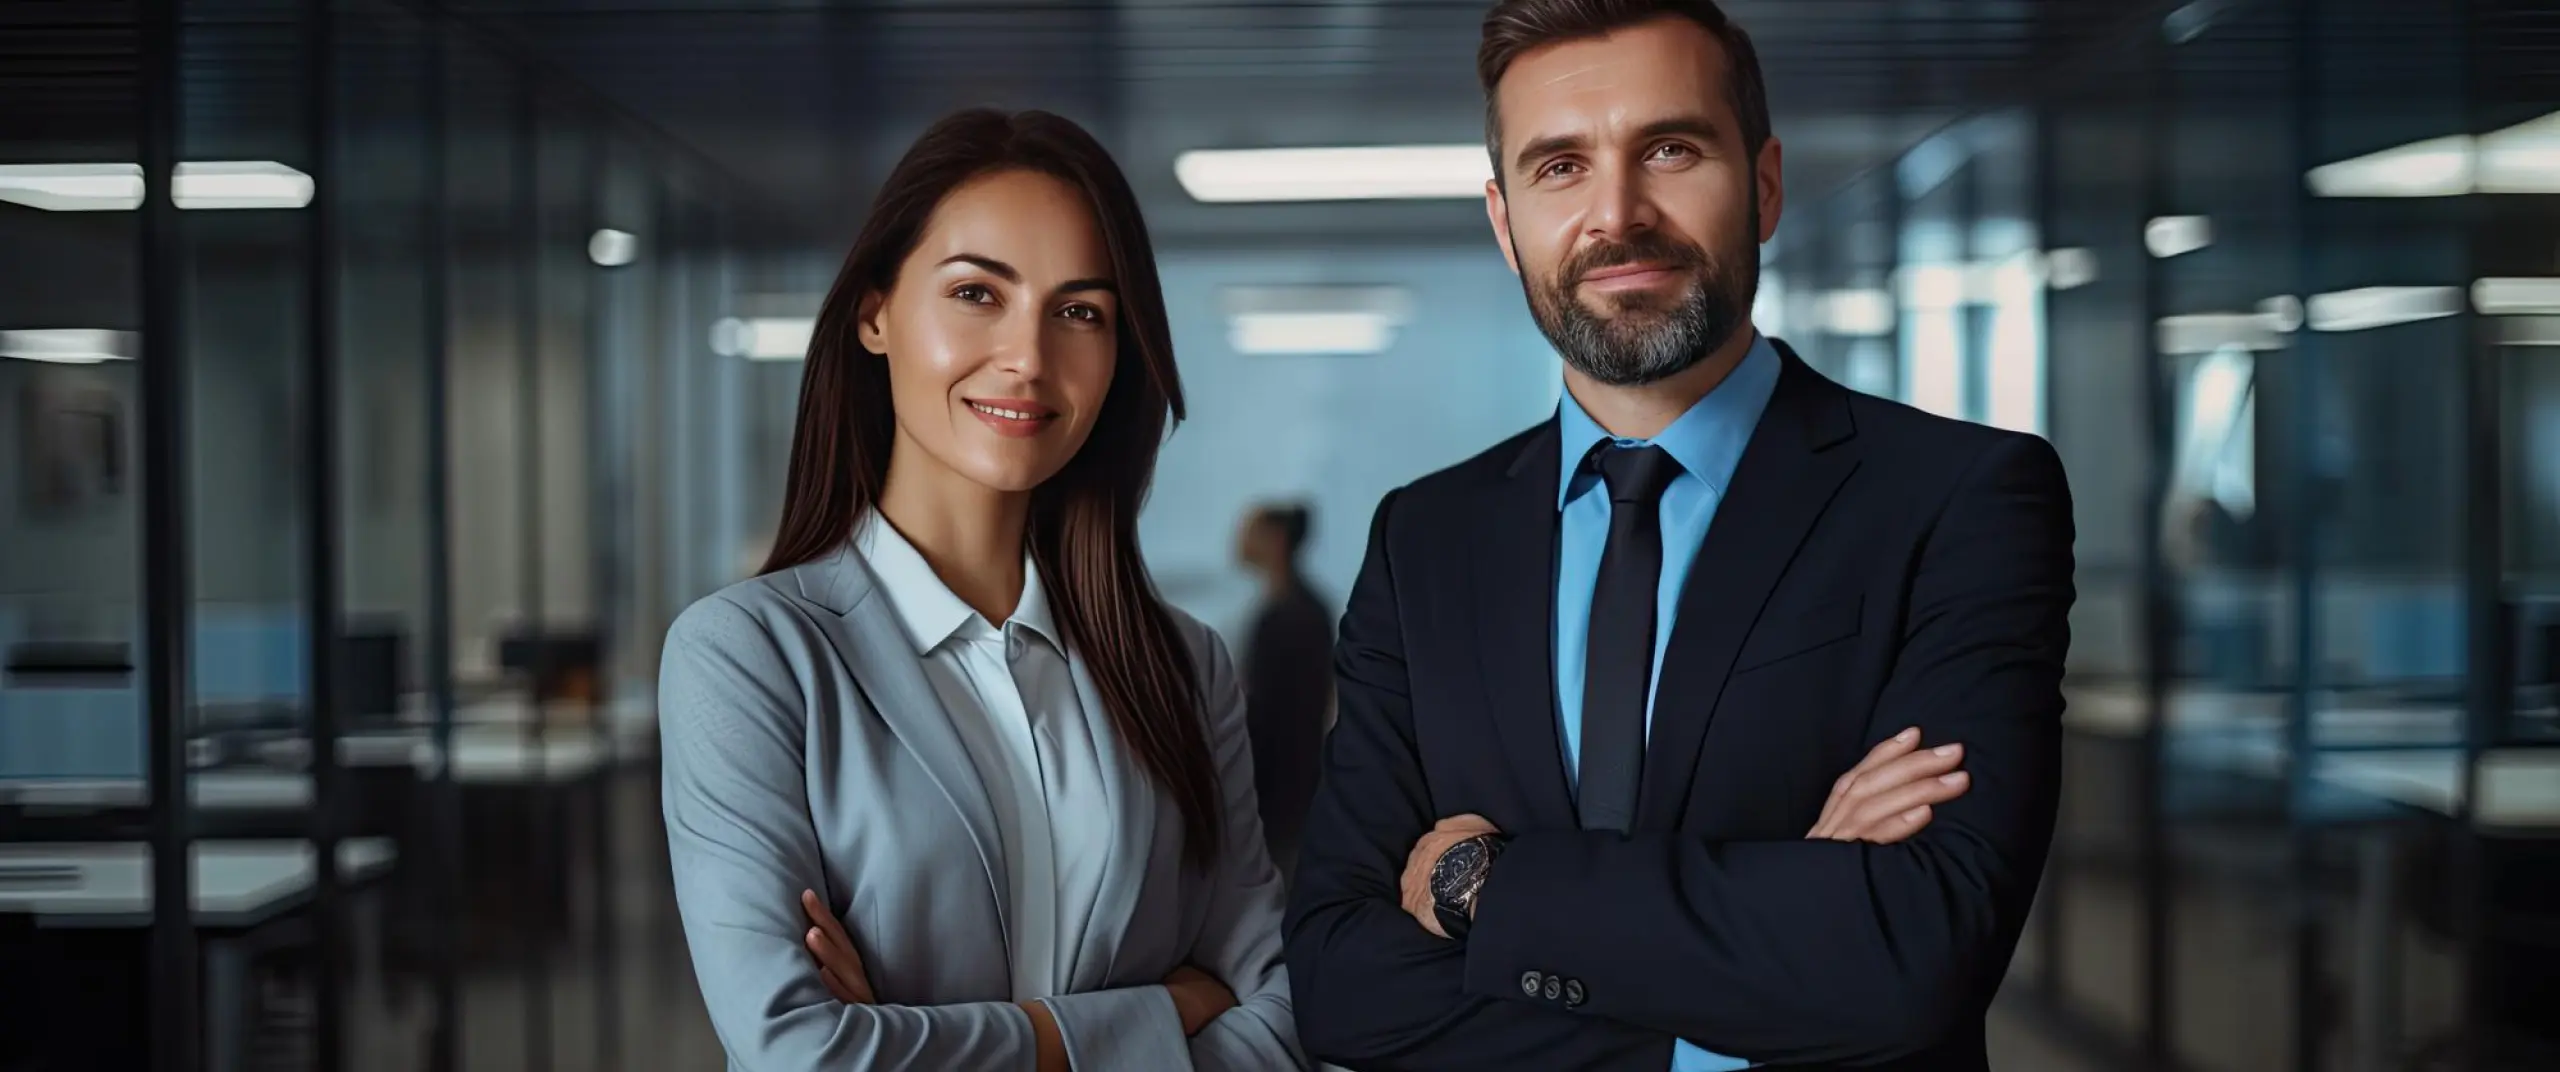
[1553,334,1780,1072]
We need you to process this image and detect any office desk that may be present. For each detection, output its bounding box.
[0,837,396,928]
[0,770,314,812]
[2063,683,2560,827]
[0,838,398,1072]
[2062,684,2560,1069]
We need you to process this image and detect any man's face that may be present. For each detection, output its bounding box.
[1484,15,1783,387]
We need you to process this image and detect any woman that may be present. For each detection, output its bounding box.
[1232,502,1333,878]
[657,108,1302,1071]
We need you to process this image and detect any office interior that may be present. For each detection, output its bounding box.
[1,0,2554,1069]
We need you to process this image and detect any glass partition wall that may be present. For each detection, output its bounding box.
[1770,1,2557,1069]
[0,1,748,1069]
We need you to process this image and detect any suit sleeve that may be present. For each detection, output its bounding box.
[660,595,1043,1071]
[1283,488,1679,1071]
[1460,433,2076,1065]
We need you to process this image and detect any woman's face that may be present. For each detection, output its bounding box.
[858,168,1119,496]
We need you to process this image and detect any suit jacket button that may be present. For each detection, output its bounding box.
[1564,979,1586,1007]
[1520,971,1543,997]
[1541,977,1561,1001]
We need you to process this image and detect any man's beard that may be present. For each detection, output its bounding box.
[1520,218,1758,388]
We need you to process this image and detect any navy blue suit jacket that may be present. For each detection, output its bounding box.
[1283,341,2076,1070]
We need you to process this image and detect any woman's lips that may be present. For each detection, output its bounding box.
[964,398,1056,438]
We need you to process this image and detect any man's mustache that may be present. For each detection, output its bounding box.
[1562,234,1707,289]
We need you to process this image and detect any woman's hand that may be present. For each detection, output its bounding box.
[1162,964,1237,1037]
[799,889,876,1004]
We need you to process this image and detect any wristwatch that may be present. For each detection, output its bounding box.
[1428,833,1506,939]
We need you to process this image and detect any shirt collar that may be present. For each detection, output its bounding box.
[1556,331,1782,509]
[853,512,1060,655]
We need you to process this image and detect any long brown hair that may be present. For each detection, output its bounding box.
[760,108,1220,868]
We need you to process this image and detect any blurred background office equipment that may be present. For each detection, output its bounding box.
[0,0,2553,1069]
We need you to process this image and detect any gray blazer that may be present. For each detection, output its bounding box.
[658,541,1304,1070]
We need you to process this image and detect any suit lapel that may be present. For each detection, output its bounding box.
[1470,418,1579,829]
[1636,345,1862,828]
[802,544,1012,963]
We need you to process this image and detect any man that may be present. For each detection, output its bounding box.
[1282,2,2075,1069]
[1235,501,1336,877]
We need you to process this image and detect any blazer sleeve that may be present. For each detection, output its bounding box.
[1460,432,2076,1065]
[1283,488,1679,1071]
[659,594,1042,1071]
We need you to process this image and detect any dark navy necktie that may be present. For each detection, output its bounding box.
[1578,443,1681,834]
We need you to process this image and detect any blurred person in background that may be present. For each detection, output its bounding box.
[1233,501,1334,879]
[1284,1,2075,1069]
[657,107,1302,1071]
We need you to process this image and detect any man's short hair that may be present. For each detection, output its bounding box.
[1476,0,1772,182]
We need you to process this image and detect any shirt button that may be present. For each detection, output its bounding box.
[1541,977,1561,1001]
[1519,971,1544,997]
[1563,979,1586,1007]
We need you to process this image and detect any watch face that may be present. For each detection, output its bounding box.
[1431,838,1486,904]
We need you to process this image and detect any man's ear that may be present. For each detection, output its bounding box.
[1485,178,1520,276]
[1754,136,1785,244]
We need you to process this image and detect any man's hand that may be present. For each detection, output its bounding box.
[800,889,877,1004]
[1806,727,1971,843]
[1402,813,1499,939]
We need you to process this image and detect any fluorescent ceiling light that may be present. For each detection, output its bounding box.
[1820,289,1896,336]
[588,229,637,268]
[1230,312,1400,355]
[0,164,143,211]
[2307,109,2560,197]
[0,161,312,211]
[1,328,137,363]
[1219,284,1412,319]
[2307,135,2474,198]
[1891,252,2049,311]
[2481,110,2560,193]
[1896,265,1969,311]
[2144,216,2212,259]
[1175,145,1490,203]
[1221,285,1410,355]
[2305,286,2462,332]
[2158,312,2287,355]
[2258,295,2304,334]
[711,316,815,361]
[173,162,313,209]
[2473,277,2560,315]
[2044,248,2099,291]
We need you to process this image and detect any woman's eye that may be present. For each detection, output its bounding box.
[952,283,995,304]
[1060,304,1103,323]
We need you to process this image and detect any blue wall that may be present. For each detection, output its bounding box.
[1141,243,1562,640]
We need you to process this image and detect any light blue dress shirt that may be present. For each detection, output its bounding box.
[1553,333,1780,1072]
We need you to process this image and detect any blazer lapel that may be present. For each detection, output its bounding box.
[1637,344,1862,828]
[801,544,1012,962]
[1470,417,1579,830]
[1064,652,1157,983]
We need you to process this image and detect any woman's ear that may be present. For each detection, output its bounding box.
[855,290,889,356]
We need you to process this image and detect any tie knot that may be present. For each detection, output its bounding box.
[1595,443,1680,505]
